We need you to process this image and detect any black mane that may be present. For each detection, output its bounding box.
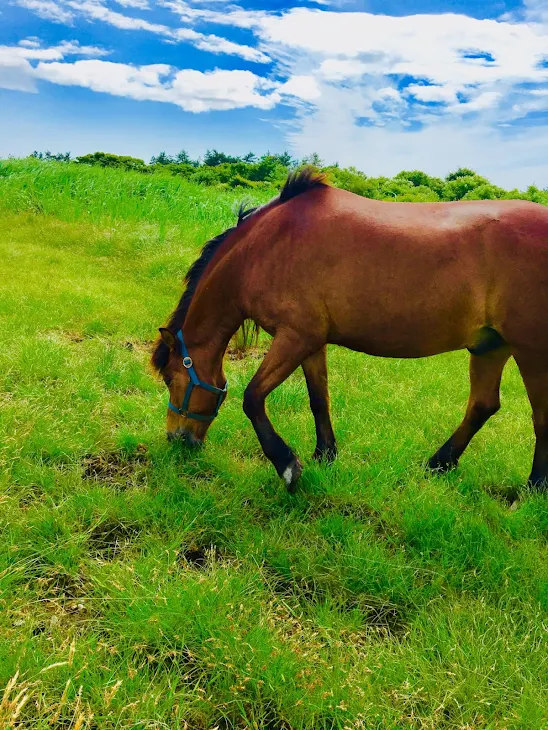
[280,167,327,203]
[151,168,329,372]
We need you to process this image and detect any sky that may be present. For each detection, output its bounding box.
[1,0,548,187]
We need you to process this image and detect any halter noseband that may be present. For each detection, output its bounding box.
[168,330,227,423]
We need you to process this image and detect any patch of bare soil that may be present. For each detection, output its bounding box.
[179,545,225,570]
[81,445,149,489]
[88,518,141,559]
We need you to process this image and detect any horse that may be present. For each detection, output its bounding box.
[151,168,548,492]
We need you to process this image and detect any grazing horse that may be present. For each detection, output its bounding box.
[152,169,548,492]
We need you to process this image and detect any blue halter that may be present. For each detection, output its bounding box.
[168,330,227,423]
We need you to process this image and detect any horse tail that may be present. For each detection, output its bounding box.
[230,319,260,358]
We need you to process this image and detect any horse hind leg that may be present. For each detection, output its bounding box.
[513,353,548,490]
[428,346,511,473]
[302,347,337,463]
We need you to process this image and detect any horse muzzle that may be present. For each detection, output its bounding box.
[167,430,203,448]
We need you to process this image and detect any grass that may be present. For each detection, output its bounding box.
[0,159,547,730]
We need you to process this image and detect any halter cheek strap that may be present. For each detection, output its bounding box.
[168,330,227,423]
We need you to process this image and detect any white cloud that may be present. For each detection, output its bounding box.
[66,0,170,32]
[278,74,321,101]
[523,0,548,22]
[0,40,109,91]
[33,60,281,111]
[159,0,268,30]
[286,82,548,188]
[113,0,149,8]
[16,0,74,23]
[19,38,42,48]
[11,40,109,61]
[407,84,458,104]
[61,0,270,63]
[319,59,368,81]
[0,51,37,92]
[10,0,548,186]
[161,4,548,125]
[450,90,502,114]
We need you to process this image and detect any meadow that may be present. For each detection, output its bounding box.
[0,158,547,730]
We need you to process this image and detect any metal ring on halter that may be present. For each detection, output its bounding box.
[182,356,193,369]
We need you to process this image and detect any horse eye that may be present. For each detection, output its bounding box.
[163,375,173,387]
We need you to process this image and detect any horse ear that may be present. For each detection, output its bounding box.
[159,328,176,350]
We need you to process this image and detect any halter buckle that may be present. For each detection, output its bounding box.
[182,356,193,369]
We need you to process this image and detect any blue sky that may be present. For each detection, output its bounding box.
[1,0,548,186]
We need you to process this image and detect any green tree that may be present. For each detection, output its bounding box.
[203,149,240,166]
[445,167,477,181]
[150,151,174,165]
[75,152,146,171]
[443,175,489,201]
[175,149,199,166]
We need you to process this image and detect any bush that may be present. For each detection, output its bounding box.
[76,152,147,172]
[442,175,489,201]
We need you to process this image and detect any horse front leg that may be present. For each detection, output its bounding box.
[243,329,318,492]
[302,347,337,463]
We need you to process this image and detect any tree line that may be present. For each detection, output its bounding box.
[29,149,547,204]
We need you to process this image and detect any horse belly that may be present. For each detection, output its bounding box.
[324,255,483,358]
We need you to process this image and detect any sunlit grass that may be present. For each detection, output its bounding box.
[0,160,547,729]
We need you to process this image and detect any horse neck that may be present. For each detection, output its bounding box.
[181,263,243,384]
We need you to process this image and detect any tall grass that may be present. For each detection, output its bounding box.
[0,158,273,227]
[0,159,547,729]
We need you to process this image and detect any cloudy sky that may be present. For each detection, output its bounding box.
[2,0,548,186]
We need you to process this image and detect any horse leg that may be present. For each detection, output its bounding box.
[243,330,318,491]
[514,354,548,490]
[302,347,337,462]
[428,347,511,472]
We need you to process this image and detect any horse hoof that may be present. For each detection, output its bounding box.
[282,457,303,493]
[527,475,548,492]
[427,455,457,473]
[312,446,337,464]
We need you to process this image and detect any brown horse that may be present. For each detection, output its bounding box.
[152,169,548,492]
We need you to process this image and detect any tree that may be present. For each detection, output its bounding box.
[242,152,257,163]
[445,167,477,182]
[150,151,174,165]
[175,149,199,166]
[301,152,324,168]
[272,151,294,167]
[75,152,146,171]
[443,174,489,201]
[203,149,240,166]
[31,150,71,162]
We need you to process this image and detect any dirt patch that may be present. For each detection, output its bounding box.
[484,484,521,507]
[35,569,86,601]
[123,339,153,355]
[81,446,149,488]
[226,344,268,361]
[88,518,141,559]
[347,594,408,636]
[264,565,407,636]
[179,545,225,570]
[264,567,326,603]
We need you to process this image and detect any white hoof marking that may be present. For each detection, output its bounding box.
[282,466,293,486]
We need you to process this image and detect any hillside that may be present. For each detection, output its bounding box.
[0,158,547,729]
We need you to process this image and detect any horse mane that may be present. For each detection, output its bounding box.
[280,167,328,203]
[151,167,328,372]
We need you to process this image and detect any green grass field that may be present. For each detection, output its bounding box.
[1,159,547,730]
